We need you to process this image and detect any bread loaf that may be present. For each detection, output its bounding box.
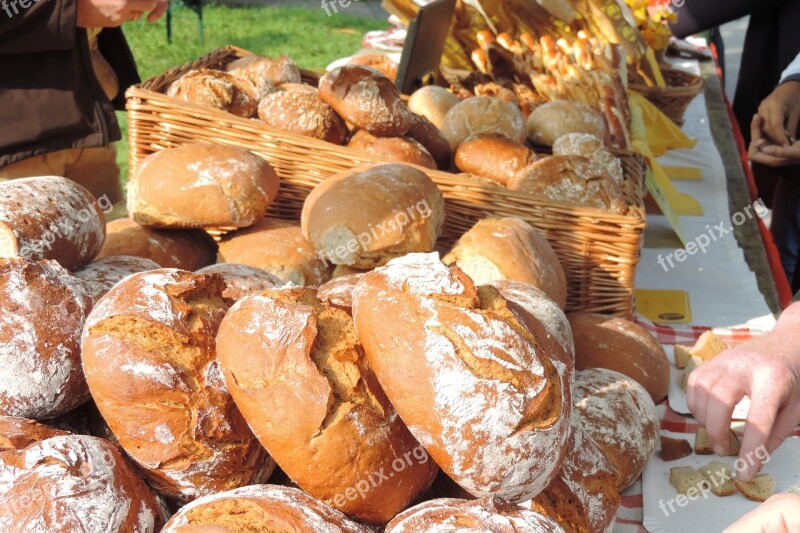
[441,96,526,150]
[196,263,283,302]
[316,272,365,314]
[227,55,302,88]
[347,130,437,169]
[258,89,348,144]
[167,69,258,118]
[74,256,161,299]
[454,133,536,186]
[128,144,280,229]
[352,253,572,502]
[81,269,274,502]
[407,112,452,170]
[407,85,460,130]
[526,100,607,146]
[0,176,106,270]
[0,416,67,451]
[217,287,437,522]
[346,53,399,81]
[218,218,332,286]
[302,164,444,269]
[552,133,623,185]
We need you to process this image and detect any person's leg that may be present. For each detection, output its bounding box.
[771,174,800,291]
[64,145,124,205]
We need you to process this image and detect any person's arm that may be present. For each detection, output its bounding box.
[749,114,800,167]
[755,52,800,146]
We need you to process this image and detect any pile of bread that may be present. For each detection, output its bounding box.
[0,143,666,530]
[165,53,630,215]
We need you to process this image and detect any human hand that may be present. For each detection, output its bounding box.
[77,0,168,27]
[723,493,800,532]
[757,80,800,146]
[749,115,800,167]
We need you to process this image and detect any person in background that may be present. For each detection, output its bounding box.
[0,0,168,205]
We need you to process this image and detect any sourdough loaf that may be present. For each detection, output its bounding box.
[196,263,283,302]
[258,89,348,144]
[553,133,623,185]
[167,69,258,118]
[73,256,161,300]
[226,55,302,88]
[441,96,526,150]
[526,100,607,146]
[407,85,460,130]
[454,133,537,186]
[407,112,452,170]
[0,416,67,451]
[316,272,365,314]
[347,130,437,170]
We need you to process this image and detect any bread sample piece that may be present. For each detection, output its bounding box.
[441,96,526,150]
[217,287,437,522]
[526,100,607,146]
[567,312,670,403]
[455,133,537,186]
[408,85,460,130]
[302,164,445,268]
[128,144,280,229]
[552,133,624,185]
[347,130,437,170]
[319,65,412,136]
[258,89,348,144]
[161,485,370,532]
[98,218,218,270]
[167,69,258,118]
[690,330,729,361]
[73,255,161,299]
[407,112,452,170]
[443,217,567,309]
[0,416,68,451]
[386,497,565,532]
[0,258,94,419]
[196,263,283,302]
[669,466,708,496]
[698,461,736,496]
[227,54,302,88]
[352,253,572,502]
[218,218,332,286]
[694,426,741,456]
[332,264,368,278]
[659,436,693,461]
[81,269,274,502]
[346,53,399,81]
[316,272,365,314]
[573,368,660,490]
[508,155,628,214]
[0,434,165,532]
[674,344,692,368]
[0,176,106,270]
[733,474,775,502]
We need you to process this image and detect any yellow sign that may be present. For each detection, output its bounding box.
[636,288,693,323]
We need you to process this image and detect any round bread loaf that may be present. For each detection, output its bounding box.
[572,368,659,490]
[278,82,318,94]
[332,264,368,278]
[0,176,106,270]
[407,112,452,170]
[526,100,607,146]
[319,65,412,136]
[455,133,537,186]
[218,218,332,286]
[81,269,274,502]
[407,85,460,130]
[385,497,565,532]
[161,485,370,532]
[167,69,258,118]
[441,96,526,150]
[73,256,161,300]
[0,258,94,419]
[552,133,623,185]
[316,272,365,314]
[0,434,165,532]
[258,89,348,144]
[508,155,627,215]
[128,144,280,229]
[227,55,302,88]
[347,130,437,170]
[567,312,669,403]
[346,53,399,81]
[196,263,283,302]
[443,217,567,309]
[0,416,68,451]
[351,253,572,502]
[98,218,217,270]
[217,287,437,522]
[301,164,445,269]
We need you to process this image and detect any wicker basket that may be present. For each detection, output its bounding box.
[126,45,647,317]
[630,65,704,126]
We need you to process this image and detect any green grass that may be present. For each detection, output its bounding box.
[116,4,385,181]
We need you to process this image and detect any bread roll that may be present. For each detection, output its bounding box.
[526,101,607,146]
[258,89,348,144]
[0,416,67,451]
[167,69,258,118]
[218,218,332,286]
[196,263,283,302]
[81,269,274,502]
[552,133,623,185]
[508,155,627,214]
[0,258,94,419]
[347,130,437,170]
[74,255,161,299]
[302,164,444,268]
[444,218,567,309]
[227,55,302,88]
[0,176,106,270]
[332,264,368,278]
[217,287,437,522]
[161,485,370,532]
[455,133,537,186]
[346,53,399,81]
[319,65,412,136]
[567,312,670,403]
[352,253,572,502]
[407,112,452,170]
[0,434,165,532]
[407,85,460,130]
[316,272,364,314]
[385,497,565,532]
[441,96,526,150]
[128,144,280,229]
[572,368,659,490]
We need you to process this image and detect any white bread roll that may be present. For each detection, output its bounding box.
[441,96,526,150]
[526,101,607,146]
[407,85,460,130]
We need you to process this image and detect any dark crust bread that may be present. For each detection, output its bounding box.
[167,69,258,118]
[407,112,452,170]
[455,133,536,186]
[347,130,437,170]
[0,416,68,452]
[659,436,693,461]
[258,90,348,145]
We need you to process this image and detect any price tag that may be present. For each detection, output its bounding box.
[644,167,693,246]
[636,288,693,323]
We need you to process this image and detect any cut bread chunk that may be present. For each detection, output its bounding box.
[733,473,775,502]
[674,344,692,369]
[669,466,709,496]
[659,436,693,462]
[698,461,735,496]
[695,427,741,456]
[681,355,703,392]
[691,331,728,361]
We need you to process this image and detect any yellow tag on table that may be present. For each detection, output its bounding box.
[636,288,693,323]
[664,165,703,181]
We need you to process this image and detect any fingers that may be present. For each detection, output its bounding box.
[148,0,169,22]
[126,0,157,15]
[738,385,783,481]
[758,100,792,146]
[750,149,792,168]
[703,382,743,455]
[750,114,764,144]
[787,107,800,143]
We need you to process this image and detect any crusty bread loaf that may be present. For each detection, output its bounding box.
[385,497,565,532]
[407,85,460,130]
[567,312,670,403]
[332,264,368,278]
[441,96,526,150]
[454,133,537,186]
[316,272,365,314]
[73,256,161,300]
[128,144,280,229]
[526,100,607,146]
[302,164,445,269]
[352,253,572,502]
[217,287,437,522]
[444,217,567,309]
[0,434,165,532]
[218,218,332,286]
[258,89,348,144]
[161,485,370,532]
[0,416,68,451]
[552,133,623,185]
[407,112,452,170]
[572,368,660,490]
[0,258,95,419]
[167,69,258,118]
[0,176,106,270]
[319,65,412,136]
[196,263,283,302]
[227,55,302,88]
[347,130,437,169]
[81,269,274,502]
[346,53,399,81]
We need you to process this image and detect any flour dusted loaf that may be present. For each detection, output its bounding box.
[81,269,274,502]
[258,89,348,144]
[407,85,460,130]
[316,272,365,314]
[128,143,280,229]
[0,416,67,451]
[0,176,105,270]
[352,253,572,502]
[441,96,526,150]
[455,133,537,186]
[217,287,437,522]
[161,485,370,532]
[196,263,283,302]
[0,258,95,419]
[553,133,623,185]
[226,54,302,88]
[526,100,607,146]
[347,130,437,170]
[74,256,161,299]
[167,69,258,118]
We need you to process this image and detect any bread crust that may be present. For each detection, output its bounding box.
[227,55,302,88]
[441,96,526,150]
[526,100,607,146]
[407,86,460,130]
[455,133,536,186]
[0,416,68,452]
[347,130,437,170]
[74,255,161,300]
[196,263,283,302]
[316,272,365,314]
[406,112,452,170]
[167,69,258,118]
[258,90,348,145]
